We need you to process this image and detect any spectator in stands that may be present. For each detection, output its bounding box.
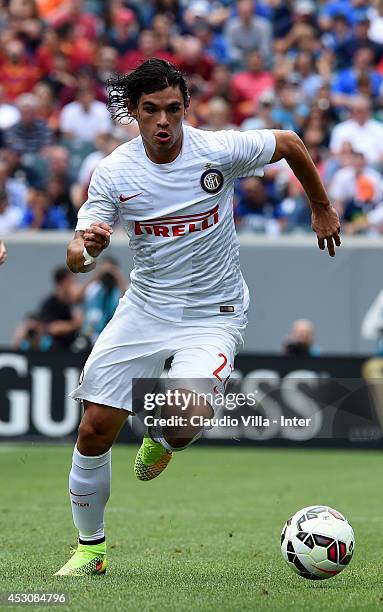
[203,63,234,104]
[41,51,77,100]
[59,65,107,108]
[33,81,59,132]
[46,174,75,227]
[200,97,236,131]
[59,86,112,142]
[43,144,71,179]
[35,27,60,74]
[152,13,177,54]
[71,134,120,211]
[364,200,383,235]
[192,20,231,66]
[331,46,383,107]
[0,188,23,233]
[81,257,127,346]
[329,151,383,233]
[368,0,383,44]
[303,99,334,149]
[0,239,6,264]
[0,160,28,211]
[9,10,45,58]
[240,90,275,130]
[1,147,43,189]
[48,0,101,40]
[174,35,214,83]
[329,96,383,166]
[118,28,175,73]
[182,81,205,128]
[231,50,274,122]
[321,13,352,66]
[183,0,229,30]
[0,84,20,131]
[283,319,320,356]
[95,46,119,88]
[293,51,323,101]
[268,0,293,40]
[0,39,40,102]
[149,0,183,27]
[20,187,69,230]
[12,312,52,351]
[9,0,39,20]
[224,0,272,67]
[55,22,96,74]
[336,14,382,65]
[107,7,138,55]
[271,80,309,132]
[318,0,362,30]
[234,177,280,234]
[39,145,76,225]
[274,0,318,57]
[39,266,82,351]
[278,171,312,230]
[4,93,53,155]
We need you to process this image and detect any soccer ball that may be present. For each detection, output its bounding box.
[280,505,355,580]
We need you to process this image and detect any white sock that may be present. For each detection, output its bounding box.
[69,445,111,542]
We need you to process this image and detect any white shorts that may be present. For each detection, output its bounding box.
[69,297,245,412]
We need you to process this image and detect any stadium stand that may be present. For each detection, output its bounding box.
[0,0,382,237]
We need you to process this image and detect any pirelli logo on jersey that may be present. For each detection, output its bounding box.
[134,204,219,237]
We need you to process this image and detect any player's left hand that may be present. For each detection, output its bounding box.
[311,205,341,257]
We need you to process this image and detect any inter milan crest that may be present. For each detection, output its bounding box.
[200,168,224,194]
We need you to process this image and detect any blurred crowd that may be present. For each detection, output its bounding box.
[1,0,383,236]
[12,258,127,351]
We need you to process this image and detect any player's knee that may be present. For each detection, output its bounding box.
[77,419,112,455]
[163,398,213,450]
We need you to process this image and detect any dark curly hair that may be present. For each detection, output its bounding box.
[106,58,190,124]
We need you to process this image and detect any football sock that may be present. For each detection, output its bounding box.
[69,445,111,542]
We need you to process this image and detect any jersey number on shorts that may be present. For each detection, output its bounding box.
[213,353,233,389]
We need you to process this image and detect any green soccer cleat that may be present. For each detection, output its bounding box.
[134,433,172,481]
[54,542,107,576]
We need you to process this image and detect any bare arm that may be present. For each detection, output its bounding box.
[67,222,113,273]
[270,130,341,257]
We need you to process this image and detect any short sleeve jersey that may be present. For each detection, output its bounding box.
[76,125,276,324]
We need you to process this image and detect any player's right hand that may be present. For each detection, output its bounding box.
[311,206,341,258]
[83,222,113,257]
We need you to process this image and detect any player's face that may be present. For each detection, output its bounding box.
[131,86,187,163]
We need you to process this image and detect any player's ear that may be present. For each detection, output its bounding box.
[127,99,137,120]
[183,99,189,119]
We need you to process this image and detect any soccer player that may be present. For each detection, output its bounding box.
[55,59,340,576]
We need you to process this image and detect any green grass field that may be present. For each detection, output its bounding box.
[1,444,382,611]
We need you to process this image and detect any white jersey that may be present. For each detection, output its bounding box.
[76,124,276,325]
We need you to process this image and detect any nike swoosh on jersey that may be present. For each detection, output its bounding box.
[119,192,143,202]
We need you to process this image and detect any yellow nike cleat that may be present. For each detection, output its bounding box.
[54,542,106,576]
[134,433,172,481]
